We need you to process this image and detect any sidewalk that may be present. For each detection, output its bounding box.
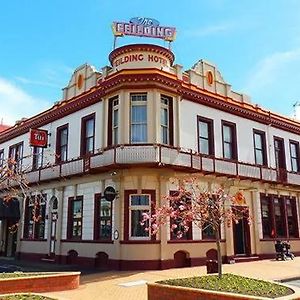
[42,258,300,300]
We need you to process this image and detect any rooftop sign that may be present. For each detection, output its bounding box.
[112,17,176,42]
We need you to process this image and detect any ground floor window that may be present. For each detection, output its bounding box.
[94,194,112,240]
[202,222,216,239]
[124,189,155,241]
[23,194,46,240]
[67,196,83,239]
[260,194,298,239]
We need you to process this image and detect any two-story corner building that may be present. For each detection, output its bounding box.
[0,43,300,270]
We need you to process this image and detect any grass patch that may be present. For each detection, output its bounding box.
[158,273,294,298]
[0,295,56,300]
[0,272,57,279]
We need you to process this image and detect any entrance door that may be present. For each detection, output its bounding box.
[274,137,287,182]
[233,211,251,256]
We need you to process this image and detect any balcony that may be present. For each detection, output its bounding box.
[18,144,300,187]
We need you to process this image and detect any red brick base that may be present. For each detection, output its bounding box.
[0,272,80,294]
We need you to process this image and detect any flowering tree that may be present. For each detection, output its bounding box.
[0,156,48,233]
[142,178,250,279]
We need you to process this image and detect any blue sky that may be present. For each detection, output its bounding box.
[1,0,300,124]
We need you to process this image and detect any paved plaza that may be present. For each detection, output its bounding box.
[41,258,300,300]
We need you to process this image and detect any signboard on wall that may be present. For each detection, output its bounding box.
[29,129,48,148]
[112,17,176,41]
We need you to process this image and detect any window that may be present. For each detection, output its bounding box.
[130,93,147,143]
[160,95,174,145]
[94,194,112,240]
[68,196,83,239]
[253,130,267,165]
[81,114,95,156]
[9,142,23,170]
[290,141,300,172]
[170,191,192,240]
[32,146,43,169]
[23,195,46,240]
[56,124,68,163]
[197,116,214,155]
[107,96,119,147]
[0,149,4,167]
[202,223,216,239]
[222,121,237,160]
[130,194,150,239]
[260,194,299,239]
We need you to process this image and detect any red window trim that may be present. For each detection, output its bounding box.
[0,149,4,167]
[56,124,68,163]
[67,195,83,240]
[80,113,95,157]
[253,129,268,166]
[221,120,238,160]
[161,94,174,146]
[289,139,300,173]
[93,193,113,241]
[273,136,286,169]
[107,96,118,147]
[197,115,215,156]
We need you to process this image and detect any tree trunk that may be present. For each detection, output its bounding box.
[215,229,222,279]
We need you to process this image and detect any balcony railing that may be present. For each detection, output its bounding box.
[15,144,300,187]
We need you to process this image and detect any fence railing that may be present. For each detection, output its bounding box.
[20,144,300,187]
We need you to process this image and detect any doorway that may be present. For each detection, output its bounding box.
[274,137,287,182]
[4,220,17,257]
[233,210,251,256]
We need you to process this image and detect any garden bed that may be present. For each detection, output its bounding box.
[148,274,295,300]
[0,272,80,294]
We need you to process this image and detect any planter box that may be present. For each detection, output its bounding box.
[147,283,297,300]
[0,272,80,294]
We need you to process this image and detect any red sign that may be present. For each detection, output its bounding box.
[29,129,48,148]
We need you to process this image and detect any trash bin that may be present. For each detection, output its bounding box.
[206,259,218,274]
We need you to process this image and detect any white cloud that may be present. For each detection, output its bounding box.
[183,22,235,37]
[244,49,300,92]
[0,77,51,125]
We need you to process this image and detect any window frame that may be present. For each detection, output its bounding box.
[80,113,95,156]
[56,124,68,163]
[221,120,237,160]
[23,194,47,240]
[123,189,156,242]
[0,149,4,168]
[253,129,268,166]
[260,193,299,239]
[130,93,147,144]
[67,196,83,240]
[289,140,300,173]
[197,116,214,156]
[94,193,113,241]
[32,146,44,170]
[8,142,24,170]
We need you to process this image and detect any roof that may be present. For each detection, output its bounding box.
[0,124,10,133]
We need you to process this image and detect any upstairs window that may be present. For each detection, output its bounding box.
[160,95,174,145]
[81,114,95,156]
[197,116,214,155]
[32,146,44,170]
[107,96,119,147]
[56,124,68,163]
[290,141,300,172]
[222,121,237,160]
[253,130,267,166]
[9,142,23,170]
[0,149,4,168]
[130,93,147,143]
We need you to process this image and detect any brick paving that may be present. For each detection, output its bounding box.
[40,258,300,300]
